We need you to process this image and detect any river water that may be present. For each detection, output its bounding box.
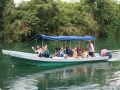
[0,37,120,90]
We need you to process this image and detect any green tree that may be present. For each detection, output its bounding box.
[0,0,7,31]
[0,0,119,42]
[2,0,15,42]
[86,0,120,37]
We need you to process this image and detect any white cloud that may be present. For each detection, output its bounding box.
[61,0,79,3]
[14,0,30,5]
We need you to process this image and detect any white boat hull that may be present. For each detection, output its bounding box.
[2,50,109,66]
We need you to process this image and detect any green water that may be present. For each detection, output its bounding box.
[0,37,120,90]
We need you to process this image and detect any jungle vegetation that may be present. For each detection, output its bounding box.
[0,0,120,42]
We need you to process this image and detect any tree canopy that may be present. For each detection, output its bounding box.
[0,0,120,42]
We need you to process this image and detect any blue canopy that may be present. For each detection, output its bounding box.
[36,34,95,40]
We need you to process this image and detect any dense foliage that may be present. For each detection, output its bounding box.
[0,0,120,42]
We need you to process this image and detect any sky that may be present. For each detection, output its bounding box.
[14,0,79,5]
[14,0,30,5]
[14,0,120,5]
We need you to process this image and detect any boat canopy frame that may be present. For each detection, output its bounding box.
[35,34,95,41]
[12,34,96,53]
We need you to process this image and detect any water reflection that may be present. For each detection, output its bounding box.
[4,62,112,90]
[0,60,11,90]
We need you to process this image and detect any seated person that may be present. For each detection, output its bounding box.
[67,47,73,57]
[57,47,64,57]
[32,45,49,57]
[32,45,43,54]
[38,48,44,57]
[76,46,82,56]
[64,47,73,57]
[72,48,78,58]
[32,46,44,57]
[101,49,107,56]
[42,45,50,58]
[54,48,58,57]
[82,49,88,58]
[64,47,69,55]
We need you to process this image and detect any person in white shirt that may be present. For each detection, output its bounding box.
[87,40,95,57]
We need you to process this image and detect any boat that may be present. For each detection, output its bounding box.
[2,34,110,66]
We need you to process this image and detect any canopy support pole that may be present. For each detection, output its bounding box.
[57,40,59,48]
[94,40,95,52]
[35,38,38,49]
[83,40,85,49]
[65,40,67,47]
[42,38,44,47]
[70,40,71,48]
[79,41,80,47]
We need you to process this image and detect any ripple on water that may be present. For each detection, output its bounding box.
[47,84,120,90]
[8,77,38,90]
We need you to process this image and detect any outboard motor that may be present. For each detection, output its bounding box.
[101,49,112,58]
[106,52,112,58]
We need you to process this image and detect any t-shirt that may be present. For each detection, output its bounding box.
[87,43,95,52]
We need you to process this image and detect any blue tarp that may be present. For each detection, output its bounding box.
[36,34,95,40]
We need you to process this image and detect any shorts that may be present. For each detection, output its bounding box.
[89,52,94,57]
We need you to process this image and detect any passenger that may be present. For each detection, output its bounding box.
[56,48,61,57]
[42,45,50,58]
[32,45,40,53]
[82,49,88,58]
[41,46,45,51]
[101,49,107,56]
[38,48,44,57]
[64,47,68,55]
[57,47,64,57]
[67,47,73,57]
[76,46,82,56]
[32,45,44,57]
[87,40,95,57]
[54,48,58,57]
[72,48,78,58]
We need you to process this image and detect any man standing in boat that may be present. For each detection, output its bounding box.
[87,40,95,57]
